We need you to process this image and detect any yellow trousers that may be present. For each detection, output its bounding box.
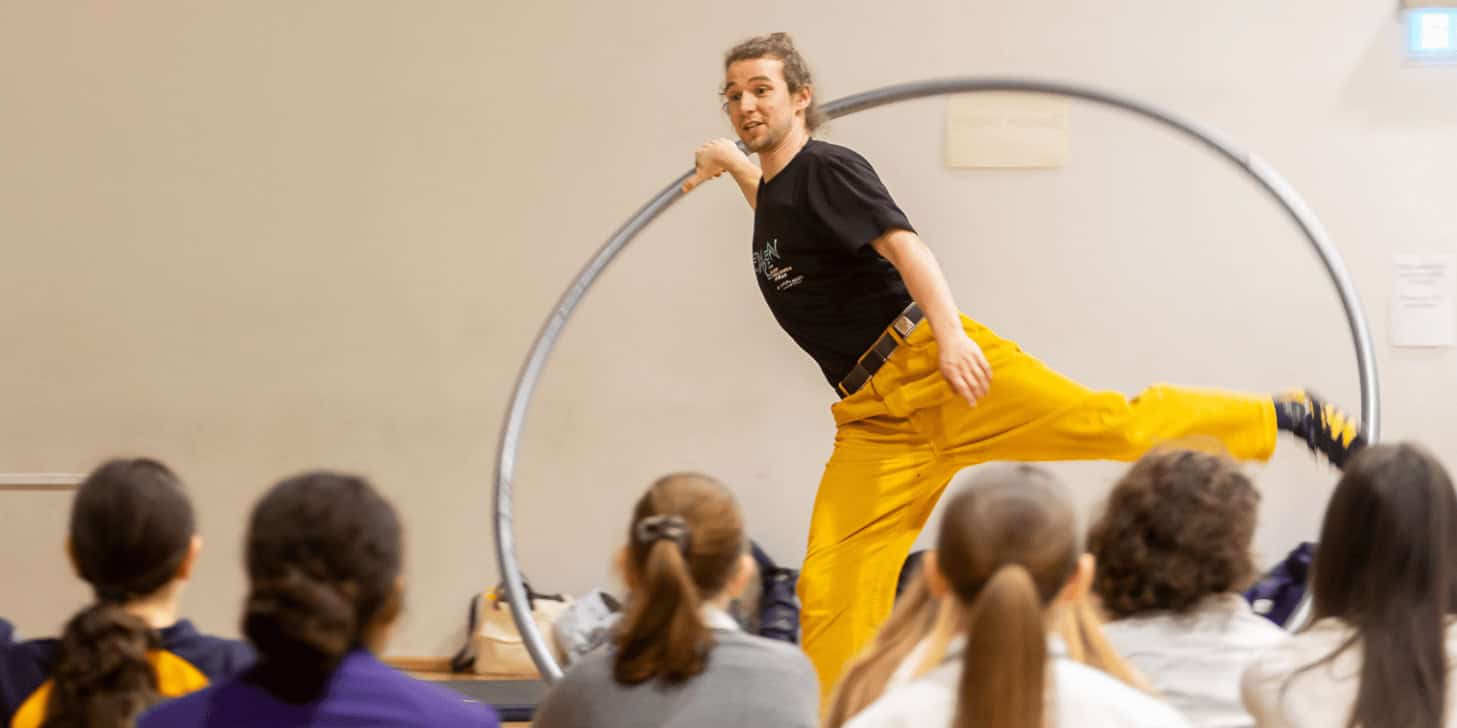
[798,314,1277,698]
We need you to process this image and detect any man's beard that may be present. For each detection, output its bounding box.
[744,120,787,154]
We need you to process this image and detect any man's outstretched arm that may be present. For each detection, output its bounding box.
[873,229,993,406]
[682,138,760,209]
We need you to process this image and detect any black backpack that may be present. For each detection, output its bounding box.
[750,542,801,644]
[1243,542,1316,628]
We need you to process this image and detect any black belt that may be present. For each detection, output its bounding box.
[836,302,924,399]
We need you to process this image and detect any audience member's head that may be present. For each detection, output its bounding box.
[47,458,200,728]
[924,463,1087,728]
[613,472,752,685]
[241,471,403,702]
[1305,443,1457,728]
[828,527,1152,728]
[1089,449,1259,619]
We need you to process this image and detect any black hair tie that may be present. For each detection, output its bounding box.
[635,515,692,556]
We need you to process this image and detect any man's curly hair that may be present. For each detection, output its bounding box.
[1088,449,1260,619]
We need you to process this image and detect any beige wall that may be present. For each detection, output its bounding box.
[2,2,1454,656]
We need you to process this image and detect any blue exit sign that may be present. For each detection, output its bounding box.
[1407,8,1457,63]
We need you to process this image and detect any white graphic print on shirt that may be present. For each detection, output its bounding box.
[753,238,805,292]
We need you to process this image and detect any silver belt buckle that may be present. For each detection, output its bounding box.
[893,313,916,338]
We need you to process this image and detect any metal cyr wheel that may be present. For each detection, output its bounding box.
[494,77,1381,682]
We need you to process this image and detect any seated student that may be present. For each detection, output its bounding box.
[1242,443,1457,728]
[845,464,1191,728]
[533,472,819,728]
[0,619,13,646]
[0,459,253,728]
[1090,449,1288,728]
[139,471,499,728]
[828,524,1151,727]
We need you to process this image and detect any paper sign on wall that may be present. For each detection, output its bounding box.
[1391,253,1456,347]
[945,93,1069,169]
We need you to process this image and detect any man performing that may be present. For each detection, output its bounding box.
[681,32,1364,696]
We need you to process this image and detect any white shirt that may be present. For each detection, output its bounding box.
[845,635,1193,728]
[1102,594,1290,728]
[886,633,947,689]
[1241,618,1457,728]
[701,604,741,631]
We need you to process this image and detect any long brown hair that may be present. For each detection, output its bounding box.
[937,464,1080,728]
[825,570,942,728]
[1299,443,1457,728]
[613,473,744,685]
[43,458,196,728]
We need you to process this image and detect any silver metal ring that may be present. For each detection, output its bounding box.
[495,77,1381,682]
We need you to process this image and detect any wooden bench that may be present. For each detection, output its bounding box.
[387,657,542,727]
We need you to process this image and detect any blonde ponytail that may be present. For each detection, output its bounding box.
[956,566,1048,728]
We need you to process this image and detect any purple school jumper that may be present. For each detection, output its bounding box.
[139,649,499,728]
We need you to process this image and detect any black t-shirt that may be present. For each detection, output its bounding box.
[752,139,915,386]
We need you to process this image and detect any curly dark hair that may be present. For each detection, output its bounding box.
[1089,449,1260,619]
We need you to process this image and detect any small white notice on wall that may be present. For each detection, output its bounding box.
[1391,253,1457,347]
[945,93,1069,169]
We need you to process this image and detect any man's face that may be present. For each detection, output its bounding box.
[723,57,809,153]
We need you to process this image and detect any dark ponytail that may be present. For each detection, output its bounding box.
[42,606,162,728]
[43,458,195,728]
[242,472,403,703]
[613,473,744,685]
